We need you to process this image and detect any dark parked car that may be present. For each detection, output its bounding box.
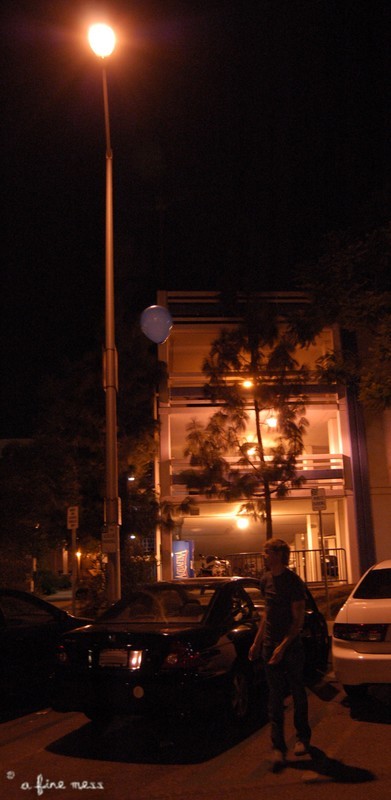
[0,589,91,711]
[52,577,328,726]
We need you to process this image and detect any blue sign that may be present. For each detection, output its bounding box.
[172,540,195,579]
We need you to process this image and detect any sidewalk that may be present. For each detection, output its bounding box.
[39,589,74,613]
[311,582,354,617]
[311,583,354,636]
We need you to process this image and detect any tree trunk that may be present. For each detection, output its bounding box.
[264,480,273,539]
[254,396,273,539]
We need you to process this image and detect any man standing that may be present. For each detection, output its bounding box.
[249,538,311,771]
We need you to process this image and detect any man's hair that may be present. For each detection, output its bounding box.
[264,538,290,566]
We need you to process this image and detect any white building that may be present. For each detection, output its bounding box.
[155,291,389,584]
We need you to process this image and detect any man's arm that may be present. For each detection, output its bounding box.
[248,611,266,661]
[267,599,305,665]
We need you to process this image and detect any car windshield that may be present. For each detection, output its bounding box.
[97,583,218,624]
[353,568,391,599]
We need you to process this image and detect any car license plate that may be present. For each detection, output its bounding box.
[99,648,143,669]
[99,648,130,667]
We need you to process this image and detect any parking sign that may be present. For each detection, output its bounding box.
[311,488,326,511]
[67,506,79,530]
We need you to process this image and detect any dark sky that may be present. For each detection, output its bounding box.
[1,0,391,437]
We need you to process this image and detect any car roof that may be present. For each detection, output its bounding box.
[168,576,258,585]
[354,560,391,586]
[135,577,260,591]
[370,560,391,570]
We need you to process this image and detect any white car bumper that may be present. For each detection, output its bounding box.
[332,639,391,685]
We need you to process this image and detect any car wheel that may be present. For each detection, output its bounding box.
[343,684,368,699]
[229,667,250,724]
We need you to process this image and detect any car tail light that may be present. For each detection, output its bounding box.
[163,641,202,669]
[333,623,388,642]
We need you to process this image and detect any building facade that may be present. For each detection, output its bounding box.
[155,291,389,584]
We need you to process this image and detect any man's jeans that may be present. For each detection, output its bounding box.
[263,638,311,753]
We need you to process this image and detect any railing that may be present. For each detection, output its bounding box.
[227,548,348,585]
[290,548,348,584]
[171,453,350,494]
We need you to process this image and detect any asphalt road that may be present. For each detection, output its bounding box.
[0,675,390,800]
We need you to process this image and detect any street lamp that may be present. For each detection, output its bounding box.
[76,550,82,581]
[88,23,121,602]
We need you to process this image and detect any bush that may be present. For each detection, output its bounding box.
[0,551,31,590]
[75,571,108,616]
[121,555,157,595]
[57,573,72,589]
[35,569,71,595]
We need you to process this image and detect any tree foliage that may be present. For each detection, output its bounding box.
[0,437,78,586]
[180,300,310,539]
[296,223,391,411]
[0,324,162,581]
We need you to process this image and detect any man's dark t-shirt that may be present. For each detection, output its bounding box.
[260,568,306,647]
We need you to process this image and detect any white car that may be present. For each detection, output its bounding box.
[332,560,391,697]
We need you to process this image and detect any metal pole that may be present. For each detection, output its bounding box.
[71,526,77,616]
[318,510,330,619]
[101,65,121,602]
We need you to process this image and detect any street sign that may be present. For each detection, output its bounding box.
[102,523,119,553]
[67,506,79,530]
[311,488,326,511]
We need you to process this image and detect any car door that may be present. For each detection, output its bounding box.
[0,594,63,699]
[222,584,259,660]
[240,580,265,623]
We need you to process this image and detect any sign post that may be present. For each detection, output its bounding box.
[311,488,330,619]
[67,506,79,616]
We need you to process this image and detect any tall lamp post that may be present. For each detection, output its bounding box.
[88,23,121,602]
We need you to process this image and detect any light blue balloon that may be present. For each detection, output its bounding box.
[140,305,173,344]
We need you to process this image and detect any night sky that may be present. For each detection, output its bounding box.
[1,0,391,437]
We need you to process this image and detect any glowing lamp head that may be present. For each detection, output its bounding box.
[236,517,249,530]
[88,24,116,58]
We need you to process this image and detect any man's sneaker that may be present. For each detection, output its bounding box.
[271,749,286,772]
[293,740,310,756]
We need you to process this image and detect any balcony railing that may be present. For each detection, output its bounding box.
[171,453,350,495]
[227,548,348,585]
